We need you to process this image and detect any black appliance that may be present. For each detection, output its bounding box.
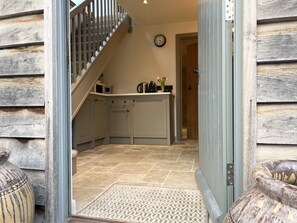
[137,82,147,93]
[146,81,157,93]
[164,85,173,92]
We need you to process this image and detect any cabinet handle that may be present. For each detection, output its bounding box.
[124,100,126,103]
[111,100,114,103]
[95,99,98,101]
[133,99,135,102]
[127,110,129,112]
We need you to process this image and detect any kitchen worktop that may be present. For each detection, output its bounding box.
[89,92,175,97]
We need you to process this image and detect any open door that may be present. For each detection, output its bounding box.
[196,0,233,222]
[186,42,198,140]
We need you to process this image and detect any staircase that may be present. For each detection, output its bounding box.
[70,0,131,118]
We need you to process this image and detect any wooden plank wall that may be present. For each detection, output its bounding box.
[0,1,45,221]
[256,0,297,162]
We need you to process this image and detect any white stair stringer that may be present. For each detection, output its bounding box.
[71,16,131,119]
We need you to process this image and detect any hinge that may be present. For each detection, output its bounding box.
[225,0,234,22]
[227,163,234,186]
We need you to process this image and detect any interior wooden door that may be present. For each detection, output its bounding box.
[186,42,198,140]
[196,0,234,222]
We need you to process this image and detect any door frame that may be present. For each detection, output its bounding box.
[234,0,244,199]
[45,0,71,221]
[175,32,198,142]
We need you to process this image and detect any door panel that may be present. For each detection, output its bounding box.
[186,42,198,140]
[133,97,167,138]
[196,0,233,222]
[94,97,106,139]
[109,107,131,137]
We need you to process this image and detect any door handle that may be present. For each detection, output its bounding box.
[193,66,199,74]
[193,66,200,84]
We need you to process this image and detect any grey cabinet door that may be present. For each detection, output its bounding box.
[75,97,92,144]
[94,96,106,139]
[109,106,131,137]
[133,97,167,137]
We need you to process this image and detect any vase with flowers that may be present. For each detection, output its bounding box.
[157,76,168,92]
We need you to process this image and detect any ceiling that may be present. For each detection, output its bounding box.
[118,0,198,26]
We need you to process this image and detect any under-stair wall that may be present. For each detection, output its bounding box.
[70,0,131,118]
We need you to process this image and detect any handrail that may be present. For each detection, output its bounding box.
[70,0,127,84]
[70,0,92,17]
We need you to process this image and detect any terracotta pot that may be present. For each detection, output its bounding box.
[0,149,35,222]
[225,160,297,223]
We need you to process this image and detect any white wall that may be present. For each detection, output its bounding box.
[102,21,198,94]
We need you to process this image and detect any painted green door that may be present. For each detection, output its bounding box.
[196,0,233,222]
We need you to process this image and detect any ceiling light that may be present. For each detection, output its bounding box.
[143,0,148,4]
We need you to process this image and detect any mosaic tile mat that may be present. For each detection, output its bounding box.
[78,184,207,223]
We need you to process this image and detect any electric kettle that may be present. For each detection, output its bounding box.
[137,82,147,93]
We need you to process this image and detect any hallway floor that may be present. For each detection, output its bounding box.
[72,140,199,214]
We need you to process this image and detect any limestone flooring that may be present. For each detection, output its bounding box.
[72,140,199,213]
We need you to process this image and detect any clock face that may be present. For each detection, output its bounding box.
[154,34,166,47]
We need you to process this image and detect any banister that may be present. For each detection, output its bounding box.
[70,0,92,18]
[69,0,127,84]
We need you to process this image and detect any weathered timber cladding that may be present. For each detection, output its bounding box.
[257,0,297,22]
[0,77,44,106]
[0,14,44,48]
[257,22,297,62]
[0,108,45,138]
[257,64,297,102]
[0,0,46,218]
[23,169,45,206]
[0,46,44,76]
[256,145,297,162]
[0,0,43,19]
[256,1,297,164]
[0,138,45,170]
[257,104,297,144]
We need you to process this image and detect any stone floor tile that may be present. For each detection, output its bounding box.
[147,153,179,161]
[163,171,198,190]
[139,157,160,164]
[192,159,199,172]
[118,174,146,182]
[154,160,194,172]
[109,163,153,174]
[123,148,152,156]
[73,187,105,212]
[94,146,129,154]
[98,154,146,163]
[87,162,119,173]
[142,169,170,184]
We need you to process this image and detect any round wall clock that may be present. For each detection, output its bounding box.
[154,34,166,47]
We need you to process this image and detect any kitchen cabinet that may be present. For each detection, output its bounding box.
[74,93,174,149]
[133,97,167,137]
[94,96,107,139]
[108,94,174,145]
[74,96,92,145]
[109,98,132,144]
[73,94,107,151]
